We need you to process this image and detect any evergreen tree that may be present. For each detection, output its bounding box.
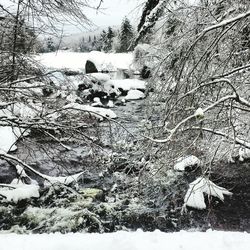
[46,37,56,52]
[79,36,89,52]
[99,30,107,51]
[106,26,114,51]
[118,17,134,52]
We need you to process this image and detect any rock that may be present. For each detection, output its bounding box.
[141,65,151,79]
[85,60,98,74]
[124,89,145,101]
[79,188,104,200]
[64,70,81,76]
[0,160,16,184]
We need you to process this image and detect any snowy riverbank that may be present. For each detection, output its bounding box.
[0,230,249,250]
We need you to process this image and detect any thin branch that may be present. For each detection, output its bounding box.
[189,127,250,149]
[146,94,236,143]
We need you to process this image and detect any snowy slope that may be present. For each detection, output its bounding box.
[0,230,249,250]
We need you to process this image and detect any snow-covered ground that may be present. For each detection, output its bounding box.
[36,50,134,71]
[0,230,249,250]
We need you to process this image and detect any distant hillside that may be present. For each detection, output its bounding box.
[59,25,119,50]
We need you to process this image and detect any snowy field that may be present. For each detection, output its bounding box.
[36,50,134,71]
[0,230,249,250]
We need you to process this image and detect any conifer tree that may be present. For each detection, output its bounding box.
[118,17,134,52]
[106,26,115,51]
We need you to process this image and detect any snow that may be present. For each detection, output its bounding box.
[36,51,133,72]
[184,177,232,210]
[0,230,249,250]
[239,147,250,161]
[0,126,18,152]
[0,126,30,153]
[0,102,41,152]
[16,164,28,178]
[43,172,84,187]
[0,183,39,203]
[194,107,204,118]
[63,103,117,120]
[87,51,133,71]
[174,155,201,171]
[12,102,40,118]
[0,102,42,120]
[106,79,147,91]
[86,73,111,82]
[125,89,145,100]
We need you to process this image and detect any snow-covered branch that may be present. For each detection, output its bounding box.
[146,94,237,143]
[203,10,250,34]
[189,127,250,149]
[0,152,84,186]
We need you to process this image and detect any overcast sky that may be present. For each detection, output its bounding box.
[87,0,144,26]
[2,0,144,34]
[67,0,144,34]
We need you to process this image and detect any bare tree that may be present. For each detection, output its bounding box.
[0,1,112,194]
[136,0,250,209]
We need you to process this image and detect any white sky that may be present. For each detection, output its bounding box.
[86,0,144,26]
[1,0,144,33]
[65,0,145,34]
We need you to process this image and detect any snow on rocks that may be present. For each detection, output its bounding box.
[106,79,146,92]
[239,147,250,162]
[183,177,232,210]
[63,103,117,120]
[0,164,40,203]
[194,107,204,119]
[0,230,249,250]
[43,171,84,187]
[0,163,84,203]
[174,155,201,171]
[0,183,40,203]
[125,89,145,100]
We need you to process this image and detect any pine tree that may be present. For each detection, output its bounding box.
[118,17,134,52]
[46,37,56,52]
[106,26,114,51]
[79,36,88,52]
[99,30,107,52]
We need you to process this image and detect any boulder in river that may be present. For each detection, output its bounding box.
[85,60,98,74]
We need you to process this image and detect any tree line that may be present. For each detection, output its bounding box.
[40,17,135,53]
